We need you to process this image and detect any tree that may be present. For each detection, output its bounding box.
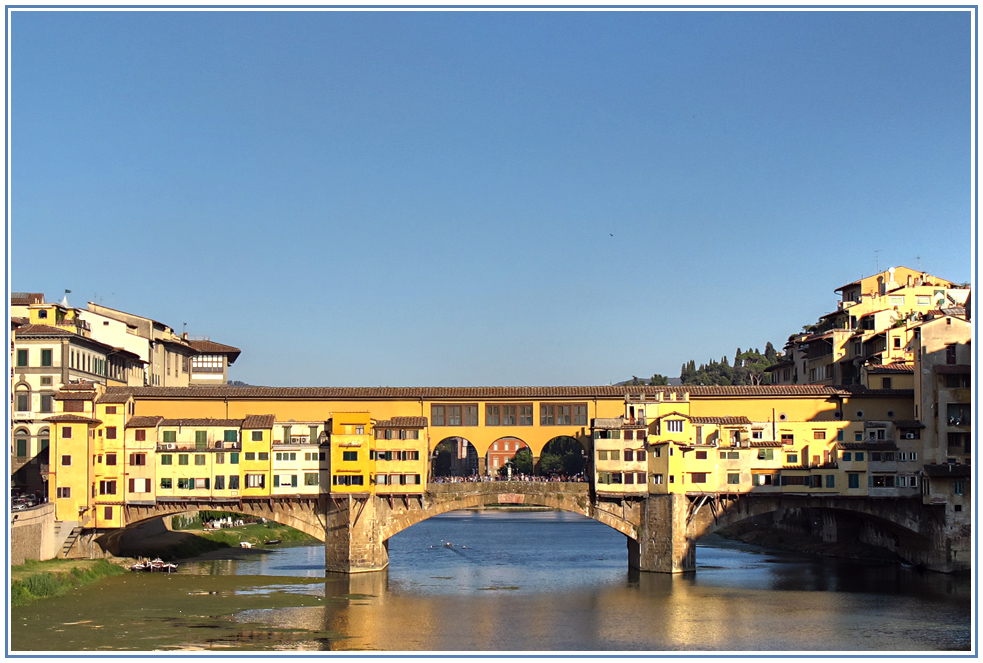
[648,374,669,386]
[503,448,533,475]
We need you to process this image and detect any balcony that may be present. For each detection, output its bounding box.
[156,441,241,452]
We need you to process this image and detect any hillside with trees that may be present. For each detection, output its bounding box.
[623,342,781,387]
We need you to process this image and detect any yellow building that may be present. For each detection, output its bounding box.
[372,417,428,494]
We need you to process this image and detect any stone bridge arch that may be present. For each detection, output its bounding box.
[677,494,949,570]
[378,483,639,541]
[97,498,328,555]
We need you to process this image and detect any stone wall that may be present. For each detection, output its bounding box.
[10,502,56,565]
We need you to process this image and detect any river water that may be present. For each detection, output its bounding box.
[11,510,972,652]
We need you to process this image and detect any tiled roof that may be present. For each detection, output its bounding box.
[374,416,428,428]
[54,391,96,401]
[96,392,133,404]
[656,411,691,420]
[865,363,914,374]
[44,414,101,424]
[100,384,915,400]
[188,340,242,363]
[159,418,245,427]
[689,416,752,425]
[923,464,971,478]
[126,415,164,428]
[242,414,275,429]
[749,440,783,447]
[763,360,795,372]
[14,324,77,337]
[933,364,971,374]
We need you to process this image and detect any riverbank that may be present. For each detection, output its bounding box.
[10,558,128,606]
[118,521,317,561]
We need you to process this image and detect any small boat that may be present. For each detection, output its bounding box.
[444,542,452,548]
[264,539,282,545]
[131,558,178,573]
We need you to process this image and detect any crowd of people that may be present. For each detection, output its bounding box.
[431,473,587,483]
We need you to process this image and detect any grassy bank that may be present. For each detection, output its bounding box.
[134,521,317,561]
[10,558,127,607]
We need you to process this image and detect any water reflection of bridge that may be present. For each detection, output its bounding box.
[101,481,961,574]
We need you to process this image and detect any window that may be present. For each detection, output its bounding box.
[826,474,835,488]
[246,474,266,488]
[305,472,319,486]
[195,454,206,466]
[727,473,740,485]
[855,452,864,461]
[258,452,269,461]
[163,431,177,443]
[848,473,860,489]
[195,430,207,449]
[343,451,358,461]
[229,475,240,490]
[178,454,189,465]
[230,453,240,464]
[752,430,763,440]
[15,435,28,458]
[177,478,191,490]
[953,480,964,496]
[881,377,893,389]
[837,429,844,442]
[104,507,113,520]
[99,480,117,495]
[332,475,365,486]
[947,404,971,426]
[597,450,608,461]
[651,474,664,485]
[946,344,957,364]
[57,487,71,498]
[889,295,904,305]
[245,452,255,461]
[624,449,634,462]
[41,349,52,367]
[135,429,146,442]
[129,453,146,466]
[780,433,793,444]
[215,452,225,464]
[637,450,646,462]
[159,477,173,489]
[871,475,895,488]
[15,389,30,412]
[786,454,798,464]
[40,394,53,413]
[105,427,117,440]
[160,454,173,465]
[540,403,587,426]
[220,430,236,442]
[63,399,83,413]
[214,475,225,490]
[813,430,826,440]
[695,450,707,460]
[757,448,774,460]
[61,455,71,466]
[106,453,117,466]
[665,420,684,433]
[16,349,27,367]
[841,452,852,461]
[40,376,52,386]
[690,473,708,484]
[251,430,263,441]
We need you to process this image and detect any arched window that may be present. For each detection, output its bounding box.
[15,386,30,413]
[38,427,50,452]
[14,428,30,458]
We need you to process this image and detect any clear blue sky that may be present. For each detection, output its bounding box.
[9,8,974,387]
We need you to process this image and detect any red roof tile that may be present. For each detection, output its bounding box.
[158,418,245,427]
[689,416,752,425]
[44,414,101,424]
[242,414,275,429]
[125,416,164,428]
[374,416,428,428]
[188,340,241,363]
[100,384,913,400]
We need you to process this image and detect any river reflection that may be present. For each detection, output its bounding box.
[10,511,972,652]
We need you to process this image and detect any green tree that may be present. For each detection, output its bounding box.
[503,447,533,475]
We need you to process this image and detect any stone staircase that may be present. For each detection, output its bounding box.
[55,521,81,558]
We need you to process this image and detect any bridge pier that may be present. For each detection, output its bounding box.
[629,494,694,573]
[324,496,390,573]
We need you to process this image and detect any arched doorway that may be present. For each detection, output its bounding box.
[539,436,588,479]
[432,437,480,478]
[486,437,530,477]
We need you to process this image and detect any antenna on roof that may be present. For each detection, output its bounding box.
[874,249,880,273]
